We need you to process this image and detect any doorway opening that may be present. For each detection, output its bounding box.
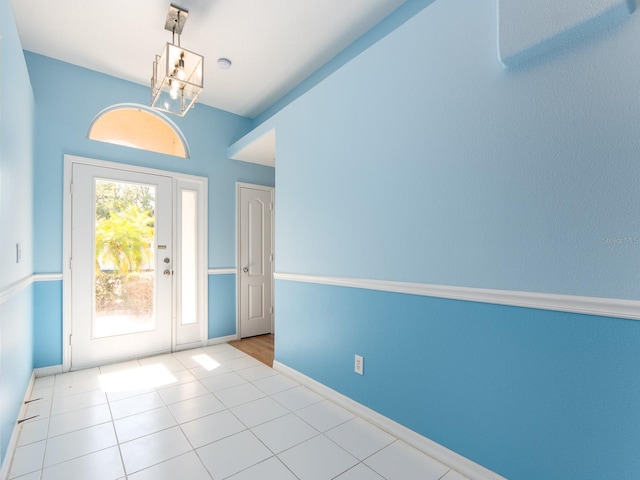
[228,334,274,367]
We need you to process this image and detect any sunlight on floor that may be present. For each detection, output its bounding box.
[98,353,223,393]
[98,364,176,392]
[192,354,221,371]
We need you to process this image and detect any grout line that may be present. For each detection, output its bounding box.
[106,387,128,478]
[37,375,56,478]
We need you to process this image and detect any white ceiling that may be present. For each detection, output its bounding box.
[11,0,406,119]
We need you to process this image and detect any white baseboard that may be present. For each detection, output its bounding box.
[173,341,206,353]
[0,372,36,480]
[207,334,238,346]
[273,360,507,480]
[34,365,63,377]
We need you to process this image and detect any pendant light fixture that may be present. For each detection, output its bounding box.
[151,4,204,116]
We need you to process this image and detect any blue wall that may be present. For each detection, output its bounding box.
[0,289,34,463]
[0,1,35,284]
[253,0,437,126]
[0,0,35,465]
[276,281,640,479]
[24,53,274,364]
[33,281,62,368]
[273,0,640,300]
[266,0,640,479]
[208,274,237,338]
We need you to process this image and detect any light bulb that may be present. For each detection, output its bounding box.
[169,79,179,100]
[176,53,186,80]
[170,57,185,100]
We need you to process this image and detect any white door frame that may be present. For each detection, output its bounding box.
[236,182,275,338]
[62,154,208,371]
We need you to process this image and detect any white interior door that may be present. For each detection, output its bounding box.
[238,184,274,338]
[71,163,173,368]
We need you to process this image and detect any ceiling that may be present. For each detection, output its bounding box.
[11,0,406,119]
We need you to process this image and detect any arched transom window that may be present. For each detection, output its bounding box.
[88,104,189,158]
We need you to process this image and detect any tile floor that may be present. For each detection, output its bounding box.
[9,344,469,480]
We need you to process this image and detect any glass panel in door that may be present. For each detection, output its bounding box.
[180,189,197,326]
[94,179,157,337]
[175,185,204,348]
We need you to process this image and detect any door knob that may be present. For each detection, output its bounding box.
[243,267,249,273]
[163,269,172,276]
[163,257,171,264]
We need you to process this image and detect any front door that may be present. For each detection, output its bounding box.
[70,163,173,368]
[238,184,274,338]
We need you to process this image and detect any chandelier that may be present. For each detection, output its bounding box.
[151,4,204,116]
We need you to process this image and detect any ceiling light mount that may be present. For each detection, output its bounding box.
[151,3,204,117]
[164,4,188,35]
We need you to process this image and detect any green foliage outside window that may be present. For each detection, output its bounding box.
[94,181,155,318]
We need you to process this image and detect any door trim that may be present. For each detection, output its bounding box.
[236,182,275,339]
[63,154,208,371]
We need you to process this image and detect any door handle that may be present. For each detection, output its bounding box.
[243,267,249,273]
[163,269,172,276]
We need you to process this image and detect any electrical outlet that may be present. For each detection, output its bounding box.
[354,354,364,375]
